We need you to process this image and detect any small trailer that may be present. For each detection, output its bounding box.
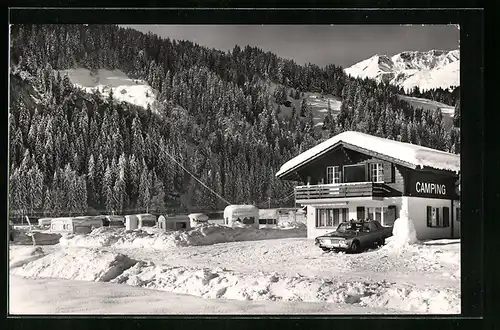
[158,215,191,231]
[104,215,125,228]
[188,213,209,228]
[125,214,139,230]
[136,214,157,228]
[50,216,103,234]
[38,217,53,228]
[223,205,259,228]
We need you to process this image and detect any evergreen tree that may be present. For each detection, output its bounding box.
[453,99,460,128]
[300,98,307,117]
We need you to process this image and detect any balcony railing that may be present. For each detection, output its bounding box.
[295,182,392,201]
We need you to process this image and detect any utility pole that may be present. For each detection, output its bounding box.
[268,197,271,209]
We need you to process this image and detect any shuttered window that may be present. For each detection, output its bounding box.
[426,206,449,228]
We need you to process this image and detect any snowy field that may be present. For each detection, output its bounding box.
[58,68,158,111]
[9,222,460,315]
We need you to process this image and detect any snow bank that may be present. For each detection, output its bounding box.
[9,246,47,269]
[278,221,307,230]
[276,131,460,177]
[10,245,458,313]
[11,248,137,282]
[59,224,307,250]
[360,286,460,314]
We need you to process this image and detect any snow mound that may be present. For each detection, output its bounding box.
[109,261,459,313]
[360,286,460,314]
[59,68,158,111]
[387,215,419,249]
[59,225,307,249]
[9,246,47,269]
[278,221,307,229]
[11,247,137,282]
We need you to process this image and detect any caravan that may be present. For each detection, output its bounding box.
[223,205,259,228]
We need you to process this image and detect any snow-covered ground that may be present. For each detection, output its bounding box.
[9,223,460,314]
[9,275,402,315]
[58,68,158,111]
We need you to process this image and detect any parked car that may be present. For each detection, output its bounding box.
[314,220,393,253]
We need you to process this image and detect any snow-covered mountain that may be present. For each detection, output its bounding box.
[344,50,460,92]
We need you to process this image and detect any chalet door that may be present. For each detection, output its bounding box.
[343,165,366,183]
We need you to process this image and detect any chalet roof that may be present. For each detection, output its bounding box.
[276,131,460,179]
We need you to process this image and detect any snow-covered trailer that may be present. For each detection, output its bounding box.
[104,215,125,228]
[163,215,191,230]
[258,209,278,226]
[188,213,209,227]
[136,213,157,228]
[125,215,139,230]
[38,217,53,227]
[158,215,167,231]
[50,216,102,234]
[223,205,259,228]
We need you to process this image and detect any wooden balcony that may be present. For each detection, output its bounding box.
[295,182,394,203]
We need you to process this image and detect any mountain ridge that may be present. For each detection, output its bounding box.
[345,49,460,92]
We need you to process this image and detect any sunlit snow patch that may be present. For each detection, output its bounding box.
[58,68,158,111]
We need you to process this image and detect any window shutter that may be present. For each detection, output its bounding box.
[383,163,393,183]
[426,206,432,227]
[443,207,450,227]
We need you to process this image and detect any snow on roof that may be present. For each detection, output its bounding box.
[224,205,259,218]
[276,131,460,178]
[188,213,209,221]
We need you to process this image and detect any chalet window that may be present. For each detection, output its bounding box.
[369,163,384,183]
[426,206,449,228]
[456,207,460,222]
[367,207,383,222]
[364,206,396,226]
[384,205,397,227]
[326,166,341,184]
[315,208,349,228]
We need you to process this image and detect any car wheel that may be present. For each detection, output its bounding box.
[349,240,360,253]
[321,247,330,252]
[378,238,386,246]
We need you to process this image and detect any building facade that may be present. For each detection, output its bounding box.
[276,131,460,240]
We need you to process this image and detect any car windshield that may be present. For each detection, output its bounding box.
[336,222,363,233]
